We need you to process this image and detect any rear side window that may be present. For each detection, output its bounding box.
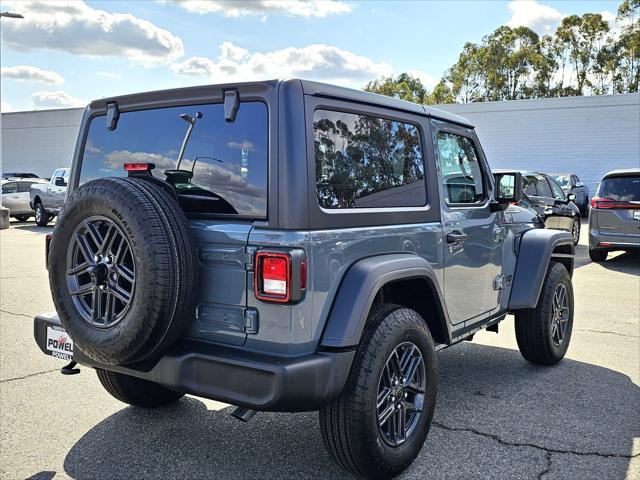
[80,102,268,218]
[17,182,34,193]
[313,110,425,209]
[2,182,17,194]
[435,132,485,205]
[597,176,640,201]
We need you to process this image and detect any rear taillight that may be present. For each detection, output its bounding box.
[254,250,307,303]
[591,197,637,209]
[45,233,53,269]
[123,162,155,173]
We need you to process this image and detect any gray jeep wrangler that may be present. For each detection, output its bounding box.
[34,79,575,479]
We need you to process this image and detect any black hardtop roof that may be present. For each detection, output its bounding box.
[90,78,474,128]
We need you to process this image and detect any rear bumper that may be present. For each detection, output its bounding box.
[589,229,640,250]
[34,313,355,412]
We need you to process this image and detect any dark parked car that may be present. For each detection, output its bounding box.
[33,80,575,479]
[551,173,590,215]
[588,169,640,262]
[2,172,39,180]
[496,170,582,245]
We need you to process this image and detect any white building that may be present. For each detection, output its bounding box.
[436,93,640,193]
[1,94,639,193]
[1,107,83,178]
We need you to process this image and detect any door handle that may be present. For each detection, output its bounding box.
[447,232,468,244]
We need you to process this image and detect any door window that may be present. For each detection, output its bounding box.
[536,176,553,197]
[548,178,566,200]
[2,182,17,194]
[523,176,538,196]
[435,132,485,205]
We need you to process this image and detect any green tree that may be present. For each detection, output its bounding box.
[556,13,611,95]
[614,0,640,92]
[364,73,427,103]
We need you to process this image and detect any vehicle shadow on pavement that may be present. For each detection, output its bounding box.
[8,222,54,234]
[572,245,639,272]
[62,343,639,480]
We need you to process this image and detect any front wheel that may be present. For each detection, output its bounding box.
[34,202,50,227]
[96,369,184,408]
[515,262,574,365]
[319,305,437,479]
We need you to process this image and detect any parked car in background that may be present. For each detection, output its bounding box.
[496,170,582,245]
[551,173,590,216]
[588,169,640,262]
[2,172,40,180]
[1,178,49,222]
[29,168,69,226]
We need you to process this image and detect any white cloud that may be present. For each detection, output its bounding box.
[171,42,391,87]
[1,101,12,112]
[1,0,184,67]
[161,0,352,18]
[103,149,265,215]
[1,65,64,85]
[506,0,564,35]
[31,91,86,109]
[406,69,437,91]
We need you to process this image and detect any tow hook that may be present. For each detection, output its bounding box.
[230,406,257,422]
[61,360,81,375]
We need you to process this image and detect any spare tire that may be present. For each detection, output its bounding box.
[48,177,198,365]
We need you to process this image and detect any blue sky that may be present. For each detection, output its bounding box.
[0,0,623,112]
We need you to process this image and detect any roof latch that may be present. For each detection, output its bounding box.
[224,90,239,123]
[106,102,120,131]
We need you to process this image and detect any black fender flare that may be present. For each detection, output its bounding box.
[319,253,450,348]
[508,229,574,310]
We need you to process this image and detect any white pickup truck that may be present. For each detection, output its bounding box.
[29,168,69,226]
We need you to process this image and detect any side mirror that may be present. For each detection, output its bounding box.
[567,193,576,202]
[54,176,66,187]
[575,182,583,188]
[494,171,522,204]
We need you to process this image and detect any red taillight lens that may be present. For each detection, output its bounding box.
[591,197,637,209]
[255,252,290,302]
[124,162,155,172]
[45,233,53,269]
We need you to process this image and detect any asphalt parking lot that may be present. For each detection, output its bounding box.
[1,219,638,480]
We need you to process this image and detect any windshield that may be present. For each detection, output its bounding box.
[79,101,268,217]
[597,176,640,202]
[552,175,570,188]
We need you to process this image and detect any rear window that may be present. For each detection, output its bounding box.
[313,110,425,209]
[597,176,640,202]
[80,102,268,218]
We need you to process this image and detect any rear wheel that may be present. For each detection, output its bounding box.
[589,248,608,262]
[48,177,198,365]
[570,217,581,245]
[515,262,573,365]
[14,215,30,222]
[319,305,437,479]
[96,369,184,408]
[34,202,50,227]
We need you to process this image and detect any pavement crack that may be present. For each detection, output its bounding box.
[0,309,33,319]
[432,421,640,459]
[537,451,552,480]
[575,329,639,338]
[1,369,60,383]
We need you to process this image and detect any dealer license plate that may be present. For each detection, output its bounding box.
[46,326,73,361]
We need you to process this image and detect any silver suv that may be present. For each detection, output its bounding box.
[589,169,640,262]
